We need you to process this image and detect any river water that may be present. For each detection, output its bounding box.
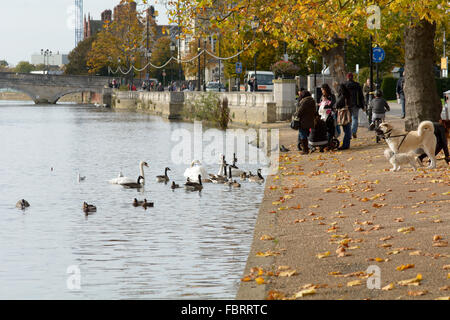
[0,101,266,299]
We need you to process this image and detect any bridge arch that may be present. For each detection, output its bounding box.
[51,87,105,104]
[0,84,36,102]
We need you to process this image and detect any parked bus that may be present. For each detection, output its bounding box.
[241,71,275,92]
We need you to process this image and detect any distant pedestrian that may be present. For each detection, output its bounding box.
[248,76,255,92]
[344,72,364,139]
[396,71,405,119]
[363,78,373,123]
[336,83,352,150]
[368,90,390,130]
[157,82,164,91]
[317,83,336,121]
[293,89,316,154]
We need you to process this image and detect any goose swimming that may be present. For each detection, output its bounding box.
[184,160,208,182]
[83,202,96,214]
[16,199,30,210]
[248,169,264,183]
[121,176,145,189]
[185,175,203,191]
[156,167,171,182]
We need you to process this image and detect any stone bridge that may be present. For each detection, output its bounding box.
[0,72,111,104]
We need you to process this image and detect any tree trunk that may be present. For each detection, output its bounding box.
[404,20,442,131]
[322,38,347,89]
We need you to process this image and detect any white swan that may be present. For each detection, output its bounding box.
[109,161,149,185]
[183,160,208,182]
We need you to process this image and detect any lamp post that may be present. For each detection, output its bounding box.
[203,37,207,91]
[118,57,121,86]
[197,38,201,91]
[41,49,52,74]
[163,68,166,88]
[251,19,259,92]
[170,44,175,84]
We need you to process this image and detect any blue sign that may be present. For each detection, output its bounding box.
[372,47,385,63]
[235,62,242,74]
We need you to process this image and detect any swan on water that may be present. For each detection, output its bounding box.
[109,161,149,185]
[184,160,208,182]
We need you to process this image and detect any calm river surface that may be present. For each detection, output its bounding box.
[0,101,265,299]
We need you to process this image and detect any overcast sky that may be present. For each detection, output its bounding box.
[0,0,169,66]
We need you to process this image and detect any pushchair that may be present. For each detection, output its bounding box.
[308,110,340,153]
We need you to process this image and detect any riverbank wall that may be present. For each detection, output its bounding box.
[0,91,104,104]
[111,82,297,126]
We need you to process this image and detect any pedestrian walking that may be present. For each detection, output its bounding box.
[344,72,365,138]
[293,89,316,154]
[317,83,336,121]
[396,71,405,119]
[363,78,373,124]
[336,84,352,150]
[368,90,390,130]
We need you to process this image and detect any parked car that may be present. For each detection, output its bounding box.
[205,82,226,92]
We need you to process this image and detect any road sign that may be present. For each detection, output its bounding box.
[441,57,448,70]
[235,62,242,74]
[372,47,385,63]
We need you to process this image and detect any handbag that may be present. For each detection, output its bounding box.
[290,115,300,130]
[337,107,352,126]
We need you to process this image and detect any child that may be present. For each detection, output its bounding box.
[369,90,390,130]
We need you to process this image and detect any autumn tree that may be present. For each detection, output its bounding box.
[181,37,216,81]
[376,0,449,129]
[65,36,97,75]
[87,0,146,79]
[148,36,180,83]
[168,0,448,129]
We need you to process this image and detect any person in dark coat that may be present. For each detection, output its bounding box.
[368,90,390,130]
[396,71,405,119]
[293,89,316,154]
[336,84,352,150]
[344,72,365,138]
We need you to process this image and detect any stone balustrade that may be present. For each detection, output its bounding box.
[112,81,297,125]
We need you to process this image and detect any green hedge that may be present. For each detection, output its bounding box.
[380,76,450,101]
[380,76,397,100]
[436,78,450,98]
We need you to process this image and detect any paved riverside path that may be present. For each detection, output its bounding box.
[237,107,450,300]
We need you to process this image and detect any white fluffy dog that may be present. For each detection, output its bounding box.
[384,149,418,171]
[377,121,437,169]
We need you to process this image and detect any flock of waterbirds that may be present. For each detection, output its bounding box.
[15,154,264,215]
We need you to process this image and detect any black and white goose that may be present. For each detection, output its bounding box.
[185,175,203,191]
[156,167,171,182]
[248,169,264,183]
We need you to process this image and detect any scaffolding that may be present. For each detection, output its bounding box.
[75,0,83,47]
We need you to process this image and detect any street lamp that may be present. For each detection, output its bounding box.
[203,37,207,92]
[170,44,176,85]
[197,38,201,91]
[41,49,52,74]
[312,59,318,101]
[251,19,259,92]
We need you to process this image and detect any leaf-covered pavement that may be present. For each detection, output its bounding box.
[237,117,449,300]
